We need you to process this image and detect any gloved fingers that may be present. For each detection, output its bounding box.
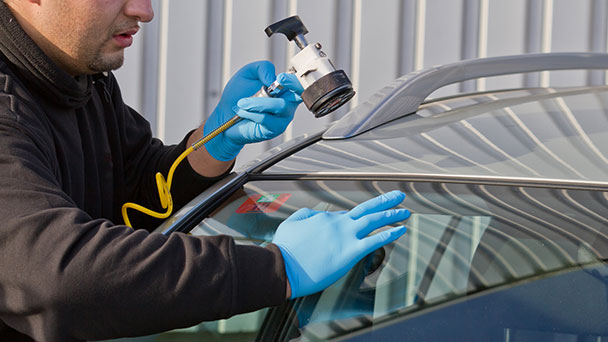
[278,90,303,104]
[277,73,305,95]
[240,60,277,86]
[361,226,407,255]
[233,109,292,134]
[355,209,411,239]
[232,110,268,127]
[348,191,406,220]
[236,97,293,117]
[286,207,323,221]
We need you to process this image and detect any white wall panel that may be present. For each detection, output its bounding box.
[486,0,526,57]
[550,0,592,87]
[163,0,206,144]
[425,0,464,98]
[550,0,591,87]
[485,0,526,90]
[354,0,401,105]
[225,0,272,77]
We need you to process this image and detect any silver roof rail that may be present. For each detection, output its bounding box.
[323,52,608,140]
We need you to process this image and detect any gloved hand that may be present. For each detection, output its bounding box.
[203,61,304,161]
[272,190,411,299]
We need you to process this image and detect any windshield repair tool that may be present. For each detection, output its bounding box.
[121,15,355,228]
[257,15,355,117]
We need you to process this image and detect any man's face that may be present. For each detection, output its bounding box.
[33,0,154,75]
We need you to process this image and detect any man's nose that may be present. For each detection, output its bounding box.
[124,0,154,23]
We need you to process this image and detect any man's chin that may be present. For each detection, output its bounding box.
[88,54,125,73]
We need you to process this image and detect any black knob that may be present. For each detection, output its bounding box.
[264,15,308,41]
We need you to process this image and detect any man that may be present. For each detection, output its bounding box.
[0,0,410,340]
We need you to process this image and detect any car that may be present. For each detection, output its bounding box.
[146,52,608,341]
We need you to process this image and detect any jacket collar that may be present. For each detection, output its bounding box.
[0,1,93,109]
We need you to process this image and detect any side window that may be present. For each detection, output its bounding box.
[253,181,606,341]
[128,180,606,341]
[162,180,495,341]
[276,212,492,340]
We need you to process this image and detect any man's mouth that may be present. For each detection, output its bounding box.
[113,27,139,48]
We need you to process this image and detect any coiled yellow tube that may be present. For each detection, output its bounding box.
[121,115,242,228]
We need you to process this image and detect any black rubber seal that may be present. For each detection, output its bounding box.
[301,70,356,117]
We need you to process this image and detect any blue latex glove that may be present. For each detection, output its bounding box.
[272,190,411,299]
[203,61,304,161]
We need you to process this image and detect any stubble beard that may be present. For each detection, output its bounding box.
[87,47,125,73]
[82,20,137,73]
[85,20,139,73]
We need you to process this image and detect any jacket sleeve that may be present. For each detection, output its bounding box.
[0,99,286,340]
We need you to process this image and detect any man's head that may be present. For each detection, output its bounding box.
[5,0,154,76]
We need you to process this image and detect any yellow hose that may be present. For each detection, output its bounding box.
[121,115,242,228]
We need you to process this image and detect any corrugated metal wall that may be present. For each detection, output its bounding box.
[113,0,608,168]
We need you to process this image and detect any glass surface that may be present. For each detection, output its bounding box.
[186,180,607,341]
[342,262,608,341]
[266,88,608,184]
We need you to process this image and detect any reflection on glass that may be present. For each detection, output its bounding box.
[188,180,607,341]
[267,90,608,185]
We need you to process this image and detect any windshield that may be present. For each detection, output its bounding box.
[185,180,607,341]
[266,88,608,185]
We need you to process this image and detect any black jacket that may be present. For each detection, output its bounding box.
[0,3,286,341]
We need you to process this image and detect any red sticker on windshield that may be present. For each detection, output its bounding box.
[236,194,291,214]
